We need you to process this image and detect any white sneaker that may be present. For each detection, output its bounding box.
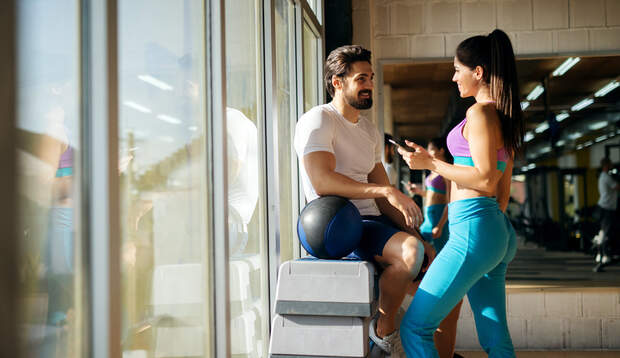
[595,253,601,263]
[601,255,611,264]
[369,318,405,358]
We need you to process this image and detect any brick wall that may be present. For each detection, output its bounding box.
[456,288,620,350]
[352,0,620,125]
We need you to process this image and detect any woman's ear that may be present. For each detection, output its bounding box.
[474,66,484,81]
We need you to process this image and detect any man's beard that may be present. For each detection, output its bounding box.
[344,89,373,110]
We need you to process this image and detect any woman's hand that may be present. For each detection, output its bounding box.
[397,140,434,170]
[407,182,422,195]
[431,226,443,239]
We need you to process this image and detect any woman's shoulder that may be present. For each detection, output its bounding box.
[465,102,500,128]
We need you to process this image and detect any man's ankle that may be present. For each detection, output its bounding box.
[375,317,396,338]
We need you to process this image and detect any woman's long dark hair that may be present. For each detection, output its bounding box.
[456,29,524,157]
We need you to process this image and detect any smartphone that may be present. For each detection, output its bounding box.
[388,138,415,152]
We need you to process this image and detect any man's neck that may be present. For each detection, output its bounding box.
[330,96,360,123]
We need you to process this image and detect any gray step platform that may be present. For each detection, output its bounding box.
[268,314,373,358]
[274,258,377,317]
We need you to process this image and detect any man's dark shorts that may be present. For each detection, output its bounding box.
[352,214,401,262]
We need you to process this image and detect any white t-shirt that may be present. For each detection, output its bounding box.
[294,103,382,216]
[598,171,617,211]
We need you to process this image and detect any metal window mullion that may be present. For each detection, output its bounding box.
[0,1,18,356]
[86,0,121,357]
[294,0,307,258]
[263,0,280,322]
[208,0,230,357]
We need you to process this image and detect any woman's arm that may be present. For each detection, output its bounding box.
[399,105,503,193]
[432,178,450,238]
[496,159,514,212]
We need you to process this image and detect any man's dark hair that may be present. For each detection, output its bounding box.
[324,45,371,97]
[601,157,612,168]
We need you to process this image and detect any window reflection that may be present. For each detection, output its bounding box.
[225,0,270,356]
[275,0,297,262]
[16,1,81,357]
[118,1,210,356]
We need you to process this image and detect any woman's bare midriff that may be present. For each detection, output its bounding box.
[449,164,497,202]
[425,189,447,206]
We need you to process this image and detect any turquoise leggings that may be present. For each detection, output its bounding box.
[419,204,449,252]
[401,197,517,357]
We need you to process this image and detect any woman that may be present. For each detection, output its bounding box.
[398,29,523,357]
[408,137,451,252]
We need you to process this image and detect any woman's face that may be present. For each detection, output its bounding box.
[452,56,479,98]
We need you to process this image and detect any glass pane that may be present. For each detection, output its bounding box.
[275,0,297,262]
[307,0,318,18]
[16,1,83,357]
[225,0,270,356]
[303,21,319,112]
[118,1,211,356]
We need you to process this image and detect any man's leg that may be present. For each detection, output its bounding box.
[374,231,425,337]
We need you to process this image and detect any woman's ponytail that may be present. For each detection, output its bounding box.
[456,29,524,156]
[488,29,523,157]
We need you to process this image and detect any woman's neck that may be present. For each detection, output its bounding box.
[474,85,493,103]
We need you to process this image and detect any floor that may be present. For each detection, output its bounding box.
[505,239,620,289]
[458,352,620,357]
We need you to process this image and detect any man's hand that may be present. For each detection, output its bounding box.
[384,186,423,228]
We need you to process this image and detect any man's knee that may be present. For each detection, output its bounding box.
[401,236,425,277]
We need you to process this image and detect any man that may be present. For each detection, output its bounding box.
[595,157,619,269]
[294,45,433,357]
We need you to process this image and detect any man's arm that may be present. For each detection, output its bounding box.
[367,162,436,261]
[303,151,422,228]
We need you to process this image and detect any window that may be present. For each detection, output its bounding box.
[16,1,84,357]
[303,20,320,112]
[275,0,298,262]
[225,0,270,356]
[117,1,211,356]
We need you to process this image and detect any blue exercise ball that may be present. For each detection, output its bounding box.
[297,196,362,259]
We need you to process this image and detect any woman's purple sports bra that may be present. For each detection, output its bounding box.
[446,118,509,172]
[425,174,446,194]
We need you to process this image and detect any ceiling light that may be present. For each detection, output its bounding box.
[123,100,152,113]
[535,121,549,133]
[526,84,545,101]
[552,57,580,77]
[594,80,619,97]
[157,114,182,124]
[138,74,174,91]
[584,140,594,147]
[571,98,594,111]
[556,140,566,146]
[521,101,530,110]
[188,126,198,131]
[568,132,582,140]
[576,144,584,150]
[527,163,536,170]
[556,112,570,122]
[595,134,609,143]
[540,146,551,154]
[520,166,529,172]
[524,131,535,142]
[588,121,608,130]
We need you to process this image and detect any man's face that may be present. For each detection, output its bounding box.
[339,61,374,110]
